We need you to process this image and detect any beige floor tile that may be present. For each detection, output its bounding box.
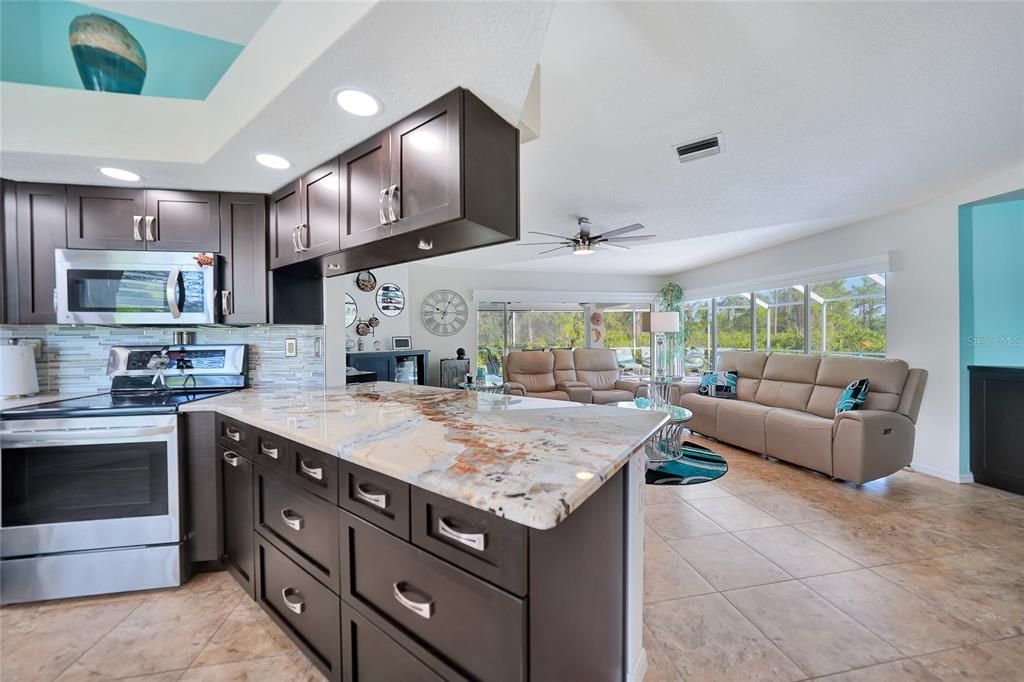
[802,569,986,656]
[813,659,942,681]
[665,481,734,501]
[686,497,785,531]
[181,651,326,681]
[902,501,1024,551]
[645,594,805,682]
[58,589,244,680]
[795,512,972,567]
[644,538,715,603]
[734,526,860,578]
[644,500,726,540]
[874,551,1024,639]
[643,624,686,682]
[724,581,899,677]
[914,636,1024,680]
[669,534,791,591]
[1,595,141,637]
[715,472,789,497]
[741,490,840,523]
[1,628,107,681]
[191,597,296,667]
[120,673,187,682]
[181,571,244,594]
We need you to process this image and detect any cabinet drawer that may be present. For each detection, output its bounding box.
[255,537,341,682]
[342,606,467,682]
[289,443,339,504]
[254,430,289,476]
[411,487,527,596]
[216,415,254,457]
[255,468,340,594]
[339,461,410,539]
[340,511,526,682]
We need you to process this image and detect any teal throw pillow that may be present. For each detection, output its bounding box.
[835,378,870,415]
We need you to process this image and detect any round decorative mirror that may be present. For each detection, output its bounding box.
[345,293,358,328]
[376,283,405,317]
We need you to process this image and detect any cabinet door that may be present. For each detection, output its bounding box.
[145,190,220,252]
[269,181,302,269]
[219,446,255,597]
[388,89,462,236]
[339,132,391,248]
[299,159,341,260]
[67,185,146,250]
[219,194,267,324]
[347,355,391,382]
[12,183,66,323]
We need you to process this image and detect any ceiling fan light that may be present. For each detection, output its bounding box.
[572,244,595,256]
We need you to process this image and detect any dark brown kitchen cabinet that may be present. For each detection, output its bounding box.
[219,194,267,324]
[219,445,255,597]
[67,185,145,250]
[269,161,341,270]
[144,190,220,252]
[4,182,67,324]
[269,181,302,269]
[338,131,391,249]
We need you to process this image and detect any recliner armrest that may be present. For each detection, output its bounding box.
[832,410,916,483]
[557,381,593,403]
[506,381,527,397]
[614,379,644,397]
[832,409,913,436]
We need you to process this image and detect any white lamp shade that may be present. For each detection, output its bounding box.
[0,342,39,397]
[646,311,680,333]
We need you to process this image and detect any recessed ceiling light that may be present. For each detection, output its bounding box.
[99,167,141,182]
[335,89,380,116]
[255,153,291,170]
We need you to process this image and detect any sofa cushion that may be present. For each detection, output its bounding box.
[551,349,577,384]
[719,351,768,400]
[754,354,821,411]
[807,356,909,418]
[677,392,721,438]
[592,389,636,405]
[506,352,556,393]
[717,400,771,454]
[765,408,833,475]
[526,390,570,401]
[573,348,621,390]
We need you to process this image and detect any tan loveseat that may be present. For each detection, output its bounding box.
[505,349,647,404]
[674,351,927,484]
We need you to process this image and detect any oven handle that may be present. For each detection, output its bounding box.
[1,424,176,446]
[166,267,182,319]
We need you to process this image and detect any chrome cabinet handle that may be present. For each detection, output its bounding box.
[281,587,305,615]
[145,215,156,241]
[222,451,240,467]
[291,225,301,253]
[298,459,323,481]
[387,184,398,223]
[132,215,143,241]
[437,517,487,551]
[280,508,304,531]
[299,224,309,251]
[219,291,229,316]
[393,582,433,619]
[378,188,388,225]
[354,483,388,510]
[260,443,279,459]
[166,267,181,319]
[224,427,241,442]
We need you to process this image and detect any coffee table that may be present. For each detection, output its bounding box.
[615,401,693,464]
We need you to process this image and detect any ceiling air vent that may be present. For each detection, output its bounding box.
[674,133,722,163]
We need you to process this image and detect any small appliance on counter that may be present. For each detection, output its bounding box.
[0,343,248,605]
[0,340,39,397]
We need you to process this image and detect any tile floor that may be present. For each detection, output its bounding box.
[2,435,1022,681]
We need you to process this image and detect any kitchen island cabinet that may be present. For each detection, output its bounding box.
[183,383,664,682]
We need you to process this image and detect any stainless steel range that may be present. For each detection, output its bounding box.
[0,343,247,604]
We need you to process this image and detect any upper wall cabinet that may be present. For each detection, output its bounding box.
[3,182,67,324]
[67,186,220,252]
[219,194,268,325]
[269,160,341,269]
[338,131,391,248]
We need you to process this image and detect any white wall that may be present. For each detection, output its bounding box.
[671,163,1024,483]
[408,263,664,384]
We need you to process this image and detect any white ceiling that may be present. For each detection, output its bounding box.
[1,2,1022,276]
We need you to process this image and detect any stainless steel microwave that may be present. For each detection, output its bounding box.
[55,249,217,325]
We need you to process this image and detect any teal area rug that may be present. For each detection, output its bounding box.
[646,441,728,486]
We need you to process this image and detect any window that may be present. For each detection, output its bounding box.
[510,310,584,350]
[477,308,507,377]
[715,294,753,357]
[683,299,712,374]
[755,286,805,353]
[603,308,652,374]
[809,275,886,356]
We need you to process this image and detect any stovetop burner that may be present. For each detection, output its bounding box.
[0,390,233,420]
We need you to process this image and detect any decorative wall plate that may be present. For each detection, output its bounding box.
[376,283,405,317]
[355,270,377,292]
[345,293,357,328]
[590,312,604,326]
[356,322,371,336]
[368,316,380,328]
[420,290,468,336]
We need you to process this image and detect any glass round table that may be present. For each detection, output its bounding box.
[614,400,694,464]
[457,380,508,394]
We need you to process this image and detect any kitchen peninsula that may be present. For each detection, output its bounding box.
[181,382,666,682]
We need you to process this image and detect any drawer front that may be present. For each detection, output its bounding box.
[342,607,468,682]
[255,469,341,594]
[289,443,339,504]
[254,430,290,476]
[411,487,527,596]
[340,511,526,682]
[339,461,410,539]
[217,415,255,457]
[256,537,341,682]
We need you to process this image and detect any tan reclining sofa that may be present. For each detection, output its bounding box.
[504,349,647,404]
[675,351,927,484]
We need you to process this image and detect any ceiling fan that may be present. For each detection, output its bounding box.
[518,217,656,256]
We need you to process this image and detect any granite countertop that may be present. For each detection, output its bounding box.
[0,391,104,411]
[182,382,667,530]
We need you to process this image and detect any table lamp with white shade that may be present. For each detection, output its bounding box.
[643,311,680,380]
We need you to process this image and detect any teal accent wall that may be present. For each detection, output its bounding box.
[958,191,1024,476]
[1,1,243,100]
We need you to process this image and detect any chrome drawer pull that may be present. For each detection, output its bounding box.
[387,184,399,223]
[298,459,323,480]
[393,582,433,619]
[281,587,305,615]
[224,427,241,442]
[222,451,240,467]
[132,215,143,241]
[280,509,304,531]
[354,483,388,510]
[145,215,156,241]
[260,444,279,459]
[437,517,487,551]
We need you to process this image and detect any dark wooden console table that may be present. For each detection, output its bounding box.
[969,365,1024,494]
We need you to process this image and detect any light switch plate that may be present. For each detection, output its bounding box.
[285,338,297,357]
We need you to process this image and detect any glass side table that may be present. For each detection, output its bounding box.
[637,376,686,407]
[457,380,508,394]
[614,401,693,464]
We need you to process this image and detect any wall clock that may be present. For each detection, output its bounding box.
[421,289,468,336]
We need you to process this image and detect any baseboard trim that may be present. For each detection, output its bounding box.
[627,647,648,682]
[909,463,973,484]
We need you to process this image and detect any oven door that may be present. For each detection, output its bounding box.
[0,415,180,558]
[55,249,216,325]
